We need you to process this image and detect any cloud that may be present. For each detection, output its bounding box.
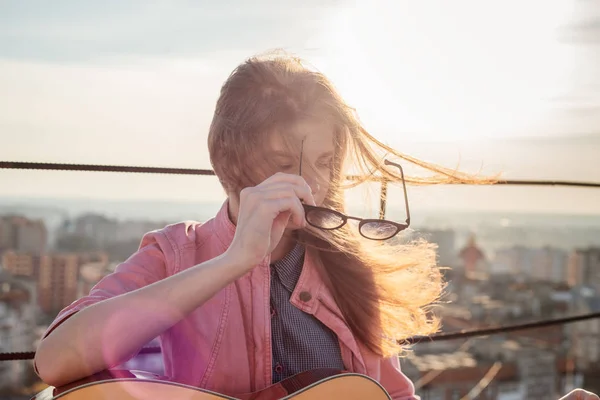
[0,0,342,63]
[557,19,600,44]
[556,0,600,44]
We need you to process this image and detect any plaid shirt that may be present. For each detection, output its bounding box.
[270,244,345,383]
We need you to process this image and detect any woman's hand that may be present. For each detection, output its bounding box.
[559,389,600,400]
[224,172,316,269]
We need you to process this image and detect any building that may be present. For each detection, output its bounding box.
[567,290,600,370]
[404,349,521,399]
[529,247,568,283]
[1,251,40,278]
[1,251,108,315]
[490,246,568,283]
[58,214,169,250]
[517,348,558,399]
[71,214,117,249]
[0,269,38,391]
[459,235,486,279]
[0,216,47,254]
[568,247,600,290]
[38,254,79,315]
[38,252,108,315]
[420,229,457,268]
[404,343,569,399]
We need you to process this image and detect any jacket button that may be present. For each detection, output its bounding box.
[299,291,312,302]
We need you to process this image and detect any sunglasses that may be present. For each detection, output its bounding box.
[299,140,410,241]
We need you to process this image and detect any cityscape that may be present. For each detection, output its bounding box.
[1,0,599,399]
[0,198,599,399]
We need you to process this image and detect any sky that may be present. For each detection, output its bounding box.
[0,0,599,214]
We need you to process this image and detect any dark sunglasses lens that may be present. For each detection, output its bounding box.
[360,221,400,240]
[306,209,345,229]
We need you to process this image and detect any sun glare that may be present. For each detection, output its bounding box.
[316,0,576,143]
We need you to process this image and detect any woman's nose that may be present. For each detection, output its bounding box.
[303,175,320,195]
[310,182,320,195]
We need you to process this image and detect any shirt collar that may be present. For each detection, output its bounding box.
[271,243,305,293]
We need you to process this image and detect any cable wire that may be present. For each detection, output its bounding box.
[405,311,600,344]
[2,161,600,188]
[2,311,599,361]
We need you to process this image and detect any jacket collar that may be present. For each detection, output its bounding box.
[292,247,340,317]
[212,199,237,251]
[293,247,366,371]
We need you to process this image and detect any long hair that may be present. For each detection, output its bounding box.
[207,50,496,357]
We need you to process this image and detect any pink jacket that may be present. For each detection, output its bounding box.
[40,201,419,399]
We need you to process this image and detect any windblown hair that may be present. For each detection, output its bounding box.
[207,50,496,357]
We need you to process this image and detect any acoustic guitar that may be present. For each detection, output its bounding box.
[31,368,392,399]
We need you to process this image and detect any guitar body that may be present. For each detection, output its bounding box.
[32,368,392,400]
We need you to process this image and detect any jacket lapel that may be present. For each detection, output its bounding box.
[289,248,367,374]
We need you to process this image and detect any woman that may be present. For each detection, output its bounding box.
[34,52,597,400]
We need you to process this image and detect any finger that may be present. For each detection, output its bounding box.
[261,173,314,199]
[578,389,599,399]
[266,196,306,228]
[257,184,316,206]
[565,389,600,400]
